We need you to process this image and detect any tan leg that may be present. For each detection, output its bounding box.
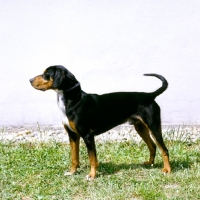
[63,125,80,176]
[86,149,99,180]
[134,120,156,165]
[83,135,98,180]
[161,150,171,173]
[68,135,80,174]
[154,141,171,173]
[149,126,171,173]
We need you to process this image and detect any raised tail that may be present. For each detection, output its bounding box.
[144,73,168,99]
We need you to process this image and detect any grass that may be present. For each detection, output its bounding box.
[0,131,200,199]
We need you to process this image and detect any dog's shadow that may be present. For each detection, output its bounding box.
[97,159,194,176]
[97,161,155,176]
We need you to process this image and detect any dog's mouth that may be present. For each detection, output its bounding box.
[30,84,46,91]
[31,85,48,92]
[38,88,46,91]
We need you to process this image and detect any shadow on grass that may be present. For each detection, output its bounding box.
[97,159,195,176]
[97,161,160,175]
[170,153,200,172]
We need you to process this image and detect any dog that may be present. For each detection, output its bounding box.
[30,65,171,180]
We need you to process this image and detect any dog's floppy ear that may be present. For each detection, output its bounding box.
[52,67,77,89]
[52,68,66,87]
[65,70,77,82]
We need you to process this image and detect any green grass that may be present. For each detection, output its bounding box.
[0,138,200,199]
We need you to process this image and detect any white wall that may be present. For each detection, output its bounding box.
[0,0,200,126]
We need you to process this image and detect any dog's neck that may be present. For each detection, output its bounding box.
[63,82,80,93]
[55,81,82,101]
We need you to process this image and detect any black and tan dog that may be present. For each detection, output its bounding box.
[30,65,171,180]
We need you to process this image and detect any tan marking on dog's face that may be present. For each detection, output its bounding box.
[30,75,53,91]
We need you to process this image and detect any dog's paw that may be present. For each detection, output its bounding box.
[162,168,171,174]
[143,161,154,166]
[86,174,95,181]
[64,171,74,176]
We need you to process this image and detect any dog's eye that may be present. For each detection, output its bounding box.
[43,74,50,80]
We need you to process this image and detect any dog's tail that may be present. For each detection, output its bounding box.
[144,73,168,99]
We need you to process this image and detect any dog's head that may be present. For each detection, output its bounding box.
[29,65,78,91]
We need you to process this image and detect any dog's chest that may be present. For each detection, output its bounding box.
[57,93,75,132]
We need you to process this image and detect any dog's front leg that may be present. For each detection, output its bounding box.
[83,134,99,180]
[64,125,80,176]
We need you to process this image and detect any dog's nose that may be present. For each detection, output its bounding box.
[29,78,34,83]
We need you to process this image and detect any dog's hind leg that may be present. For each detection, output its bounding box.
[148,124,171,173]
[133,120,157,166]
[83,134,99,180]
[64,125,80,176]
